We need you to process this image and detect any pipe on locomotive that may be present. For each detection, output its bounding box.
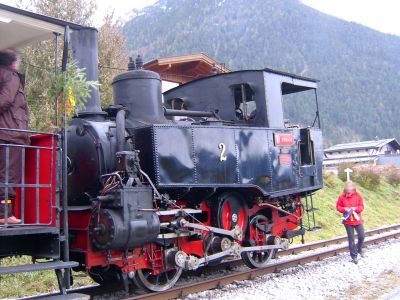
[164,108,217,118]
[116,109,126,152]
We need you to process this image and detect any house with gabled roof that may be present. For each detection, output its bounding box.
[144,53,230,92]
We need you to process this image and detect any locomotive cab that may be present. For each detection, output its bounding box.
[163,68,320,129]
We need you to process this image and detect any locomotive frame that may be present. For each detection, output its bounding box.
[0,3,324,295]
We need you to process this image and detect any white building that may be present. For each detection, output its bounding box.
[323,138,400,166]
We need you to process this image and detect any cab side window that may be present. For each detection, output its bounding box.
[165,98,187,110]
[230,83,256,121]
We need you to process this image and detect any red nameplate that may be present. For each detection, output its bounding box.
[274,133,295,146]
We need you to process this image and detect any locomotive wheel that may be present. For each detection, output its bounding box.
[134,268,183,292]
[241,215,276,269]
[213,193,248,233]
[89,265,123,287]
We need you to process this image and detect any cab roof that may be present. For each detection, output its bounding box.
[164,68,319,95]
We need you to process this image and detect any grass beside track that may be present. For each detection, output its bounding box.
[0,176,399,298]
[0,256,93,299]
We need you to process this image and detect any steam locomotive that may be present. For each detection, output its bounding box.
[66,29,323,291]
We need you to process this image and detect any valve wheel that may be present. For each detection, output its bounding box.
[213,193,248,234]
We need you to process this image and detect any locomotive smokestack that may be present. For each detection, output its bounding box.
[70,28,102,116]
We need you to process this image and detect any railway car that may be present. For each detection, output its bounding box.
[0,4,323,294]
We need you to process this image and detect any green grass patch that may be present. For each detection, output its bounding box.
[0,256,93,299]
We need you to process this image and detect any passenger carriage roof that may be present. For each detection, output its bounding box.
[0,3,89,50]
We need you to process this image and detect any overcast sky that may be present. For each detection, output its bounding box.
[94,0,157,24]
[301,0,400,36]
[1,0,399,36]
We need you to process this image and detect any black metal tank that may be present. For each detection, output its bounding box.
[112,64,166,124]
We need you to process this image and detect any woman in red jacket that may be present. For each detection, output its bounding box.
[336,181,365,264]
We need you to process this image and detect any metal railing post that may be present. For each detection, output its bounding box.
[4,146,9,224]
[61,25,71,289]
[20,147,25,223]
[35,148,40,223]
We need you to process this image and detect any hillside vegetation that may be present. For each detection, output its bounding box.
[123,0,400,145]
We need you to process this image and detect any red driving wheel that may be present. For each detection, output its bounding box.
[213,193,248,233]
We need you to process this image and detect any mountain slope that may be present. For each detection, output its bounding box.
[123,0,400,145]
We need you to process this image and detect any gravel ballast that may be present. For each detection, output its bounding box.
[185,237,400,300]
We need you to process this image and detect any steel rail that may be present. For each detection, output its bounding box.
[66,224,400,298]
[126,228,400,300]
[20,224,400,299]
[279,223,400,256]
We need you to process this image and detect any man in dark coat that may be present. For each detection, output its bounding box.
[0,49,29,225]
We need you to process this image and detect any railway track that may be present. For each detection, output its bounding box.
[279,223,400,256]
[126,224,400,300]
[22,224,400,300]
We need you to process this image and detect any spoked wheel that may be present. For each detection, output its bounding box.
[213,193,248,233]
[89,265,123,286]
[241,215,276,269]
[134,268,183,292]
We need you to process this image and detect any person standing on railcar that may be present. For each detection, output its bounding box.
[336,181,365,264]
[0,49,29,225]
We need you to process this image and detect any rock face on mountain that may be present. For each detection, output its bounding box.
[123,0,400,145]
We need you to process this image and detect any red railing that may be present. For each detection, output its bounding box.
[0,128,58,227]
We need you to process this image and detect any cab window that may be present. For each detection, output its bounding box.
[230,83,256,121]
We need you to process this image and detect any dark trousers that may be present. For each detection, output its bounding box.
[344,224,365,259]
[0,140,22,218]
